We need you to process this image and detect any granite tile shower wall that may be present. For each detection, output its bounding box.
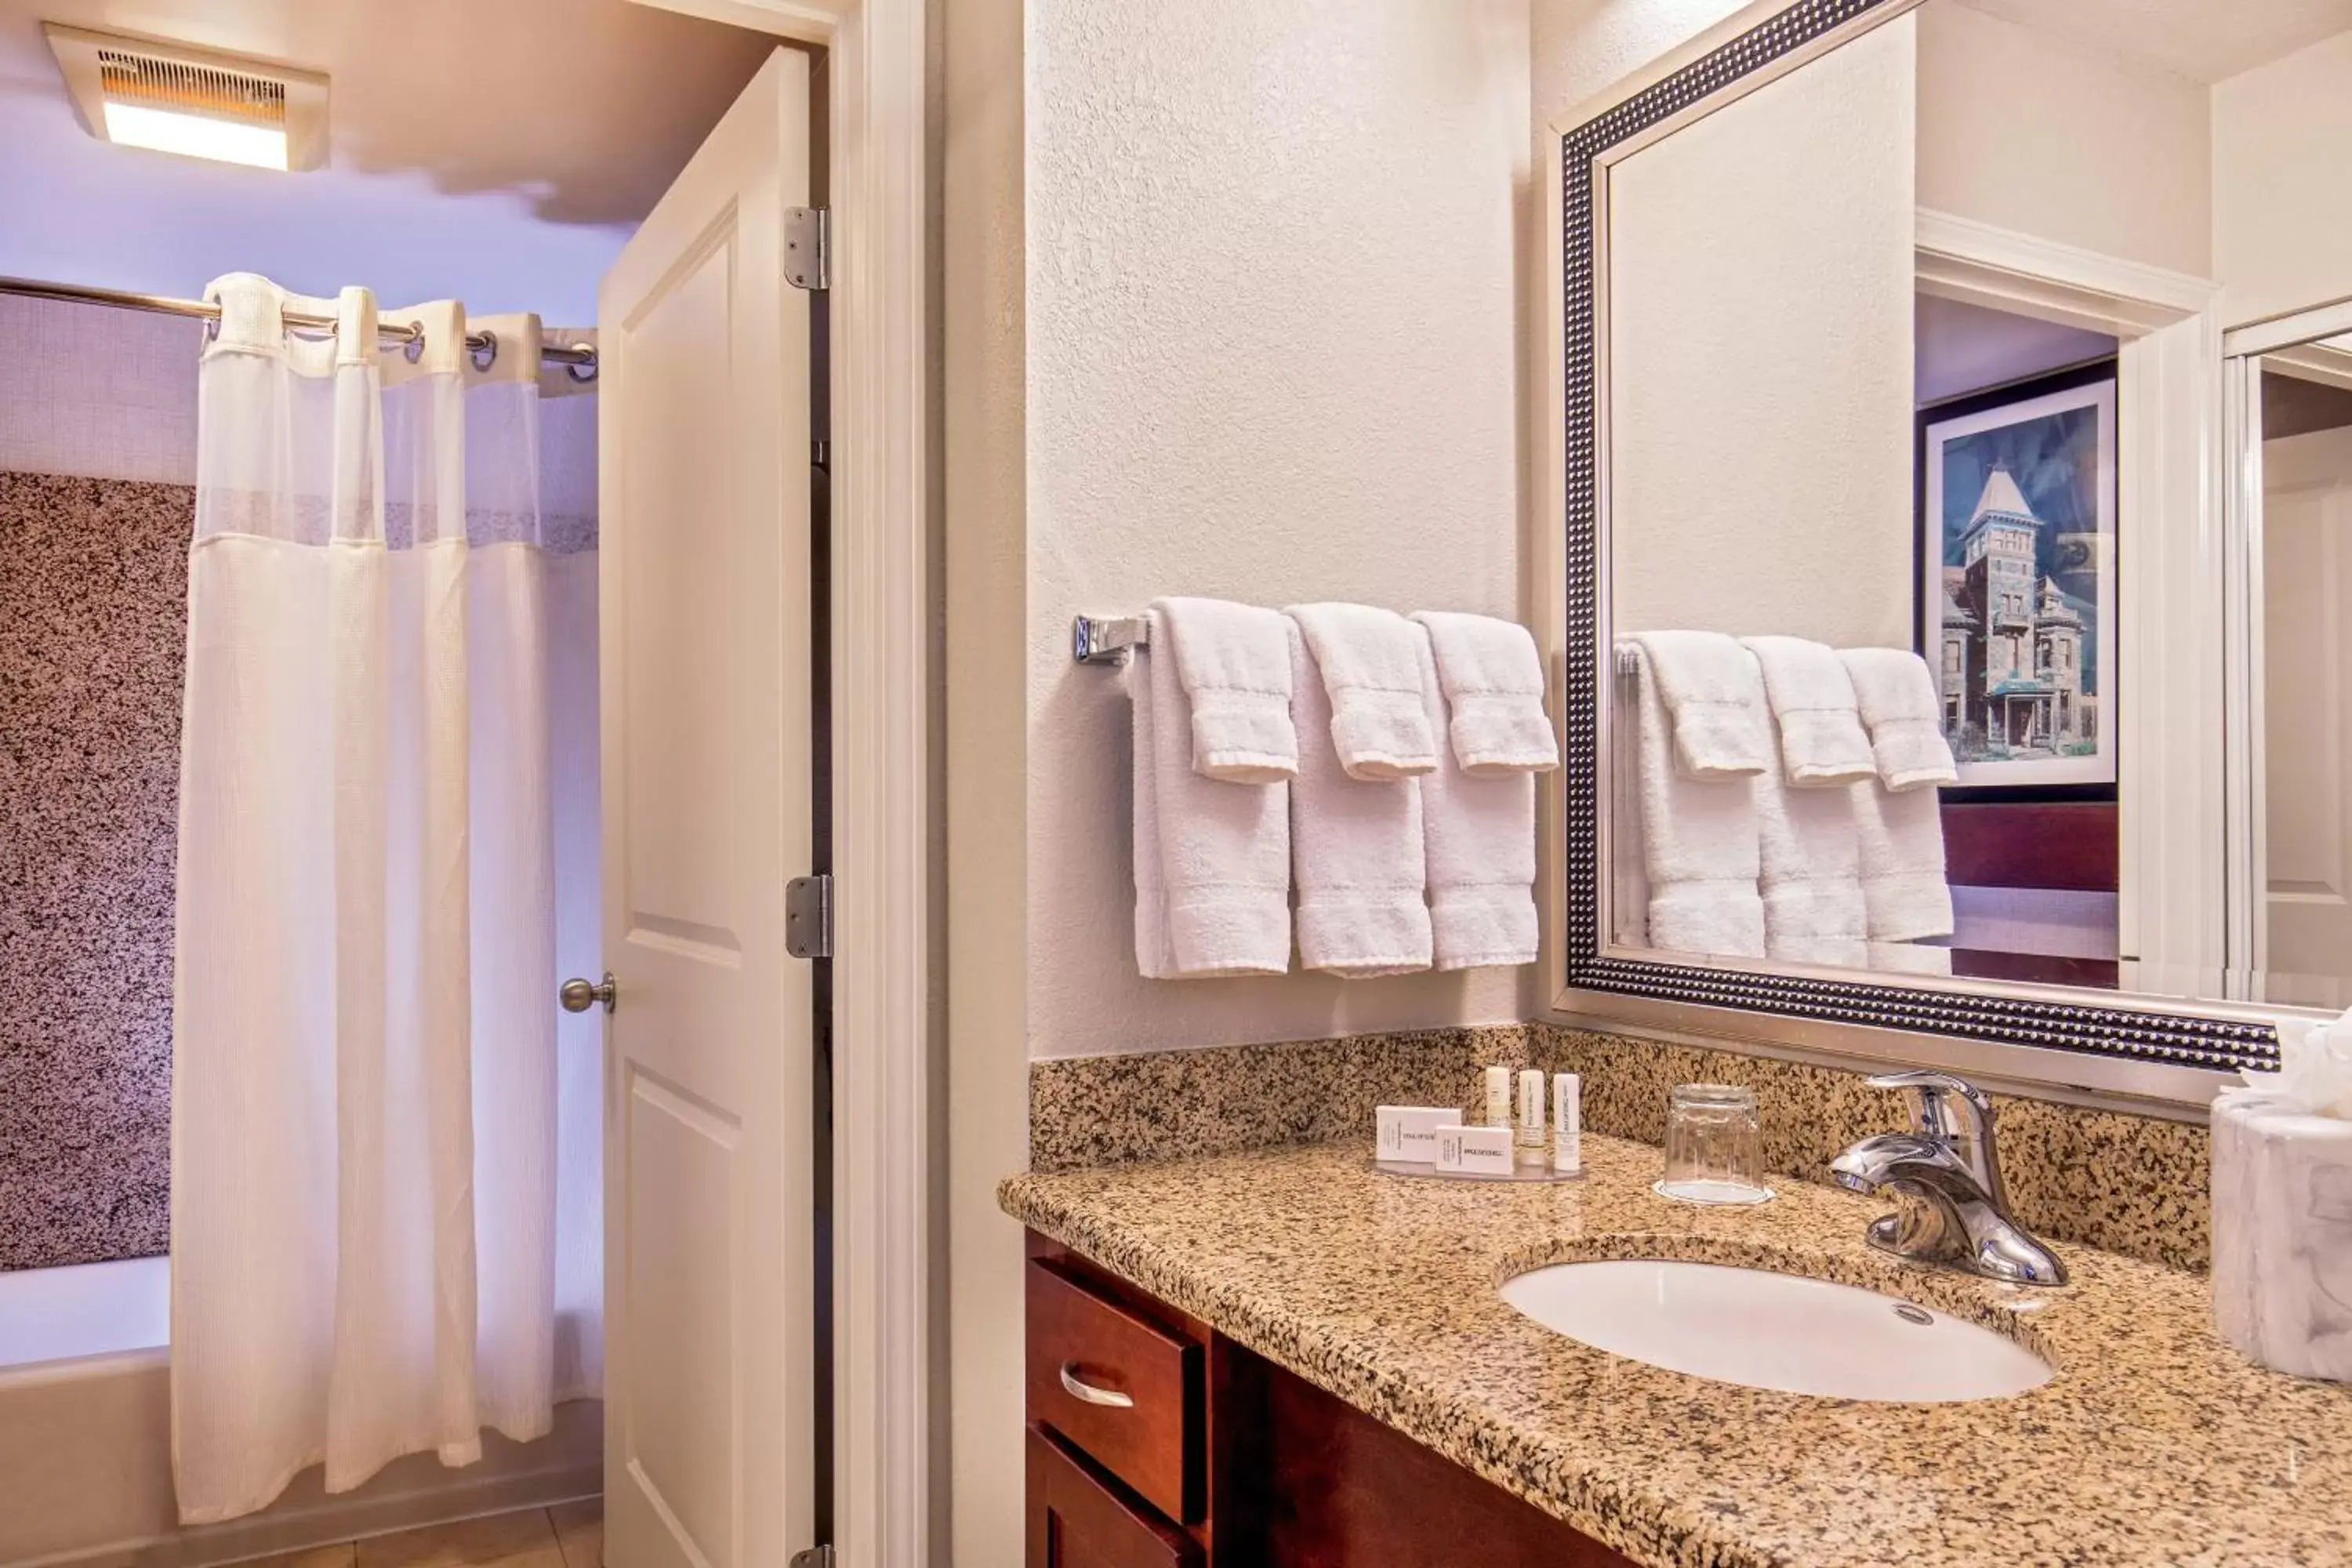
[0,472,189,1270]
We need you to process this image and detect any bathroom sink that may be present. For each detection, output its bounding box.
[1500,1259,2052,1403]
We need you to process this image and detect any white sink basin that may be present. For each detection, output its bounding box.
[1501,1259,2053,1403]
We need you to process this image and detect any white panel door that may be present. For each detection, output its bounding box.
[597,48,816,1568]
[2263,422,2352,1007]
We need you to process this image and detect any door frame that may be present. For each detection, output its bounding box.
[626,3,931,1564]
[2220,297,2352,996]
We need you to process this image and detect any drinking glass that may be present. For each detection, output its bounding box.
[1653,1083,1773,1205]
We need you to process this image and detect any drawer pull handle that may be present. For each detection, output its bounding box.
[1058,1363,1135,1409]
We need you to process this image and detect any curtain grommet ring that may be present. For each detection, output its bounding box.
[564,347,598,384]
[402,328,425,364]
[470,330,498,372]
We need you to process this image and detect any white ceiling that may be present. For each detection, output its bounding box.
[1957,0,2352,84]
[0,0,778,319]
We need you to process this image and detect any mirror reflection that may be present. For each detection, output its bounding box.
[1598,0,2352,1008]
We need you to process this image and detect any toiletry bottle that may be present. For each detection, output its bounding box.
[1552,1073,1583,1175]
[1483,1065,1512,1129]
[1516,1069,1546,1166]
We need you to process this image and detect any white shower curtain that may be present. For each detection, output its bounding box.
[172,274,604,1523]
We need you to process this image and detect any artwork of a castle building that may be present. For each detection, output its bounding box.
[1938,465,2093,760]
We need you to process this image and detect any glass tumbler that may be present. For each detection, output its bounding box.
[1653,1083,1773,1205]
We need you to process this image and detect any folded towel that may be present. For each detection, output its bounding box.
[1414,626,1538,968]
[1130,611,1293,978]
[1287,622,1432,976]
[1628,631,1771,781]
[1287,603,1440,781]
[1869,940,1954,976]
[1751,734,1867,968]
[1624,642,1766,957]
[1740,635,1875,788]
[1850,779,1955,942]
[1839,647,1960,792]
[1410,611,1559,775]
[1154,595,1298,783]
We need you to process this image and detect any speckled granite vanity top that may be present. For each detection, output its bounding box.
[1000,1134,2352,1568]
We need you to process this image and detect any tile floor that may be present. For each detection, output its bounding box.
[244,1499,601,1568]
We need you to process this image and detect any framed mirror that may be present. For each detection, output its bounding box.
[1541,0,2352,1096]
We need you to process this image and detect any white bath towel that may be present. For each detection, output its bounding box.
[1410,611,1559,775]
[1287,622,1432,976]
[1414,626,1539,968]
[1869,940,1955,976]
[1287,602,1440,781]
[1850,780,1955,942]
[1628,630,1771,781]
[1154,595,1298,783]
[1740,635,1875,788]
[1839,647,1960,792]
[1751,735,1867,968]
[1129,610,1293,978]
[1624,642,1766,957]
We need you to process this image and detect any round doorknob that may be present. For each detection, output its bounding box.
[560,973,617,1014]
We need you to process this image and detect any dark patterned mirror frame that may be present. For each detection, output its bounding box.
[1554,0,2280,1075]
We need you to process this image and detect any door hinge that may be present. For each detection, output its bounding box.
[785,206,830,292]
[786,873,834,960]
[789,1548,834,1568]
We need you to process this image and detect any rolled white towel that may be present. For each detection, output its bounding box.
[1839,646,1959,792]
[1410,610,1559,775]
[1850,780,1954,942]
[1287,620,1432,977]
[1628,630,1771,781]
[1287,602,1440,781]
[1414,625,1539,969]
[1751,739,1867,968]
[1129,609,1293,978]
[1624,641,1766,957]
[1740,635,1875,788]
[1153,595,1298,783]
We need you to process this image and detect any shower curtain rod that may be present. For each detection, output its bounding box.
[0,274,599,377]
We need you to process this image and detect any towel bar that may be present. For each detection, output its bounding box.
[1073,614,1149,665]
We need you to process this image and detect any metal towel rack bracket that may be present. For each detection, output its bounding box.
[1073,615,1149,666]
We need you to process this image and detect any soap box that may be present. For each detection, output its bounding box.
[1436,1123,1515,1177]
[2212,1090,2352,1384]
[1375,1106,1455,1165]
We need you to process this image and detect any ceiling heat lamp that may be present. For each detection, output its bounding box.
[44,24,327,171]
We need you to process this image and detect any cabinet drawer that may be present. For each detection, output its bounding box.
[1027,1425,1203,1568]
[1025,1258,1202,1523]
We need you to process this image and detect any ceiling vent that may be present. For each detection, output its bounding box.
[44,24,327,171]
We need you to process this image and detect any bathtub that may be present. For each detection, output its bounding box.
[0,1258,598,1568]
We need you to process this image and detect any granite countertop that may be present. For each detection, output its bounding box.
[1000,1135,2352,1568]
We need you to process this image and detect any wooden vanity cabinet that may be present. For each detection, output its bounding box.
[1023,1231,1639,1567]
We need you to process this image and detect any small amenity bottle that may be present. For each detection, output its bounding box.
[1516,1069,1547,1167]
[1483,1065,1513,1129]
[1552,1073,1583,1176]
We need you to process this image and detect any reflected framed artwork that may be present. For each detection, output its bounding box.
[1915,360,2118,796]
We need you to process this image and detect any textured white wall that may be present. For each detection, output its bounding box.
[1533,0,1750,132]
[1022,0,1534,1059]
[1608,15,1918,648]
[2213,28,2352,328]
[1917,2,2212,278]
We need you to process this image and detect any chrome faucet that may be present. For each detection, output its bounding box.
[1830,1070,2067,1287]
